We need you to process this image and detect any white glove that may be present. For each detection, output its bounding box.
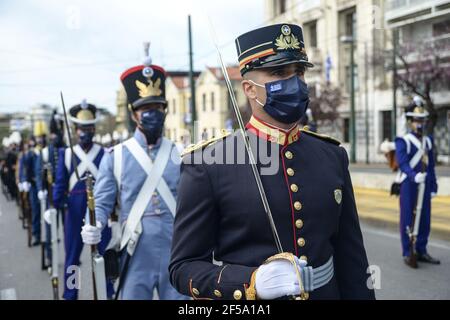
[38,190,48,201]
[81,221,102,245]
[44,208,57,224]
[18,183,24,192]
[255,259,301,300]
[431,192,437,198]
[22,181,31,192]
[414,172,427,184]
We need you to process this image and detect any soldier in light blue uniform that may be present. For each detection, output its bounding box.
[81,54,187,300]
[53,101,113,299]
[395,98,440,267]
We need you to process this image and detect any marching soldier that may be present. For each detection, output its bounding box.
[395,97,440,267]
[169,23,375,300]
[6,132,20,202]
[33,120,52,268]
[19,133,43,246]
[52,101,113,300]
[37,112,65,269]
[81,52,187,300]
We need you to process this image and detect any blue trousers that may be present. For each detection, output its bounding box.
[63,192,113,300]
[120,213,188,300]
[29,184,40,239]
[399,180,432,257]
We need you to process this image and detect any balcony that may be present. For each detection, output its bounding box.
[385,0,450,27]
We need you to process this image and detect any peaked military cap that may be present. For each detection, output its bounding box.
[235,23,314,76]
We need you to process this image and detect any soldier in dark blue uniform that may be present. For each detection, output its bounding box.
[169,23,375,300]
[395,99,440,267]
[53,101,113,300]
[19,135,42,246]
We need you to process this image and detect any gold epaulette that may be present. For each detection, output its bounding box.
[181,129,231,157]
[300,126,341,146]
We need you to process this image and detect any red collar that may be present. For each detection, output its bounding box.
[245,116,300,146]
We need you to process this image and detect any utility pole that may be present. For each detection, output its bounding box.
[364,42,369,164]
[341,35,356,163]
[350,38,356,163]
[188,15,197,143]
[392,28,398,141]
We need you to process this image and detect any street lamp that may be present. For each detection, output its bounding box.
[340,35,356,163]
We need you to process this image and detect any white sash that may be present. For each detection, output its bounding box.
[118,138,176,254]
[398,134,430,183]
[65,144,102,191]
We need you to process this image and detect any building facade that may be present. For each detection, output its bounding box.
[265,0,450,162]
[165,67,246,144]
[385,0,450,161]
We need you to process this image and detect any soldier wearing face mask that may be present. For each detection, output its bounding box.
[395,97,440,268]
[169,23,375,300]
[80,53,187,300]
[18,134,42,246]
[52,100,113,300]
[36,111,65,270]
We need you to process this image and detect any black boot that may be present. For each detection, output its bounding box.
[417,253,440,264]
[32,237,40,247]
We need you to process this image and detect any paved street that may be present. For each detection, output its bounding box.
[0,191,94,300]
[355,187,450,240]
[350,163,450,177]
[1,190,449,300]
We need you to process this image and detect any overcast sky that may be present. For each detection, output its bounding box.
[0,0,265,114]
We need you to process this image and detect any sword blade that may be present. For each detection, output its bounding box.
[60,92,80,181]
[208,19,283,253]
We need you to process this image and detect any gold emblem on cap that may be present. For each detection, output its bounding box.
[77,109,94,121]
[334,189,342,204]
[135,78,162,98]
[275,25,300,51]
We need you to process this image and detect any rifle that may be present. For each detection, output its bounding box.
[86,173,107,300]
[40,148,50,271]
[45,157,60,300]
[23,188,32,247]
[60,91,107,300]
[406,135,427,268]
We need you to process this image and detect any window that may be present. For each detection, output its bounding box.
[433,20,450,37]
[212,127,216,138]
[343,118,350,143]
[279,0,286,15]
[306,21,317,48]
[381,111,392,141]
[345,11,357,39]
[202,93,206,112]
[227,89,236,110]
[211,92,215,112]
[173,99,176,114]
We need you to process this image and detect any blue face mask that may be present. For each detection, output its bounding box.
[79,130,94,148]
[251,75,309,124]
[412,120,426,135]
[139,109,165,145]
